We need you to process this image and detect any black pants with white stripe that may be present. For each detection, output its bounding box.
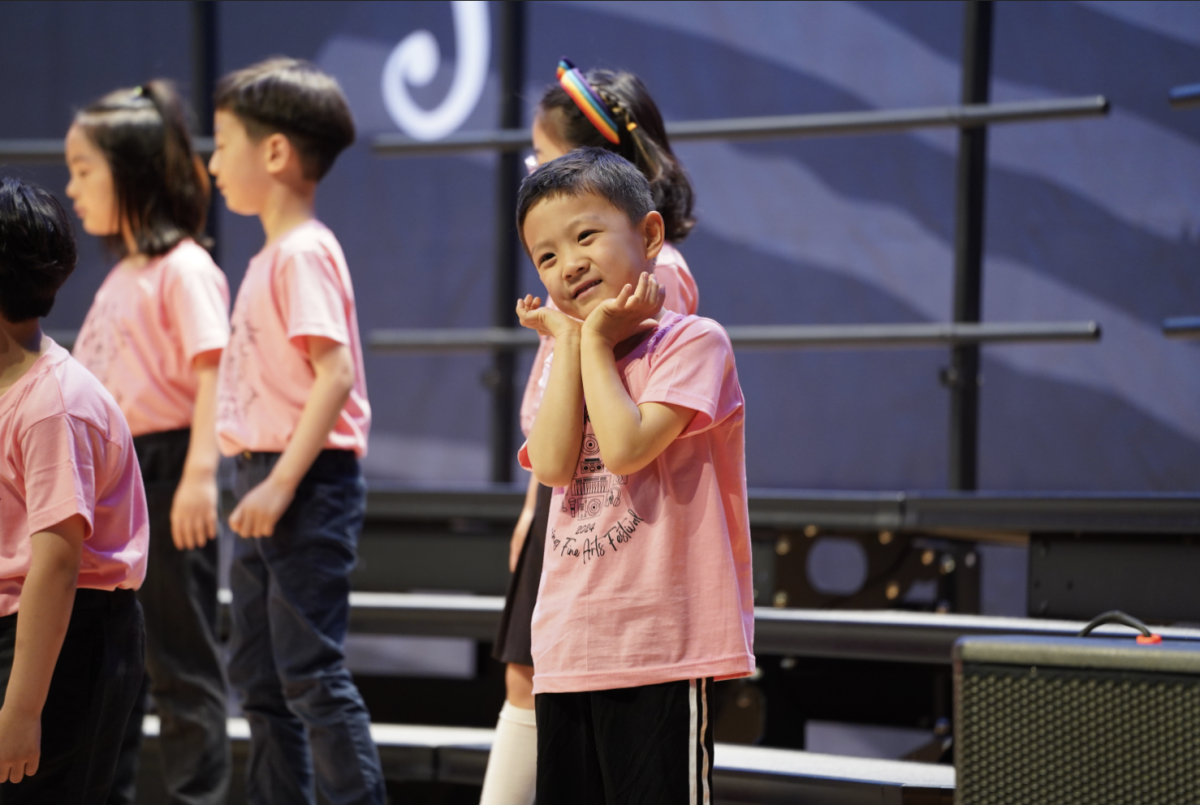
[536,678,715,805]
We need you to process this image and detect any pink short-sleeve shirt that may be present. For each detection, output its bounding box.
[519,242,698,437]
[0,342,149,617]
[216,220,370,457]
[519,311,755,694]
[73,239,230,437]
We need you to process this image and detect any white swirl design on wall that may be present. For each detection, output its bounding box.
[381,0,489,141]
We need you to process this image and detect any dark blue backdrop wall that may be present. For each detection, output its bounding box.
[2,1,1198,492]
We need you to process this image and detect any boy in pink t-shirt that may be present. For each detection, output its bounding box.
[515,149,754,802]
[207,59,382,804]
[0,178,148,803]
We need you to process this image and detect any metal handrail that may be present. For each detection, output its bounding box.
[0,137,214,165]
[1161,316,1200,339]
[371,96,1109,157]
[371,327,538,352]
[368,321,1100,354]
[1169,84,1200,110]
[48,318,1100,356]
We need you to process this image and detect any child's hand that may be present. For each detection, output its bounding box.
[583,272,664,348]
[228,476,294,538]
[170,472,219,550]
[516,295,582,340]
[0,705,40,783]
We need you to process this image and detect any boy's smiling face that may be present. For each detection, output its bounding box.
[523,191,664,320]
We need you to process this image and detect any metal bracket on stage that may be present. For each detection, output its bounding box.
[768,527,981,614]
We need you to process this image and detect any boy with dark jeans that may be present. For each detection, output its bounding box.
[0,177,148,803]
[208,59,382,804]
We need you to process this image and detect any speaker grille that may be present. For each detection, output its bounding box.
[956,663,1200,805]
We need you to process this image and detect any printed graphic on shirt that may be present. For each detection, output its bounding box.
[549,504,646,566]
[75,294,130,407]
[218,319,260,425]
[561,429,627,520]
[550,411,645,566]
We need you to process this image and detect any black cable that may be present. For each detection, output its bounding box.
[1078,610,1153,638]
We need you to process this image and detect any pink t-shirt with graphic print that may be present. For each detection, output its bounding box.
[216,220,370,457]
[73,239,229,437]
[519,242,698,437]
[519,311,755,694]
[0,341,149,617]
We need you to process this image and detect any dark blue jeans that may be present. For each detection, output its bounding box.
[227,450,384,805]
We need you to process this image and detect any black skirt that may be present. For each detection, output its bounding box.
[492,483,553,666]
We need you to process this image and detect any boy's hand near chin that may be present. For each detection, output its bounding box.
[516,295,582,340]
[583,272,665,348]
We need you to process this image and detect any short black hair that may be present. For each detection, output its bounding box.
[0,178,77,323]
[516,148,654,251]
[214,57,355,181]
[75,79,211,258]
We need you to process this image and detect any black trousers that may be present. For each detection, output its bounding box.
[536,678,715,805]
[492,483,553,666]
[108,429,230,805]
[0,589,144,804]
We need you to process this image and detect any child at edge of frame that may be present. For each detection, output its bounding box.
[514,147,755,805]
[0,177,149,804]
[207,58,384,805]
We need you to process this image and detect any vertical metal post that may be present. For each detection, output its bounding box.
[489,0,524,483]
[948,0,992,491]
[192,0,219,262]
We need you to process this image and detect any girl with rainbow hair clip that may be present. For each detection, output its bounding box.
[554,59,622,145]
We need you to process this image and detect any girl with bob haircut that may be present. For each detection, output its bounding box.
[65,79,231,805]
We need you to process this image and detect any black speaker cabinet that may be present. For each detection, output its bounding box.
[953,635,1200,805]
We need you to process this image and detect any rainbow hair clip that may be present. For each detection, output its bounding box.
[556,58,621,144]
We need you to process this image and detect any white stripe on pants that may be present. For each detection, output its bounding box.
[688,679,711,805]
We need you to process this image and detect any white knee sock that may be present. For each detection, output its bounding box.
[479,700,537,805]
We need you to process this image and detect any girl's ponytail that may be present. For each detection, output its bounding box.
[142,81,211,247]
[539,67,696,243]
[75,80,210,258]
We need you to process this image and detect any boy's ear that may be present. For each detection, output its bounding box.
[263,133,294,176]
[640,210,665,260]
